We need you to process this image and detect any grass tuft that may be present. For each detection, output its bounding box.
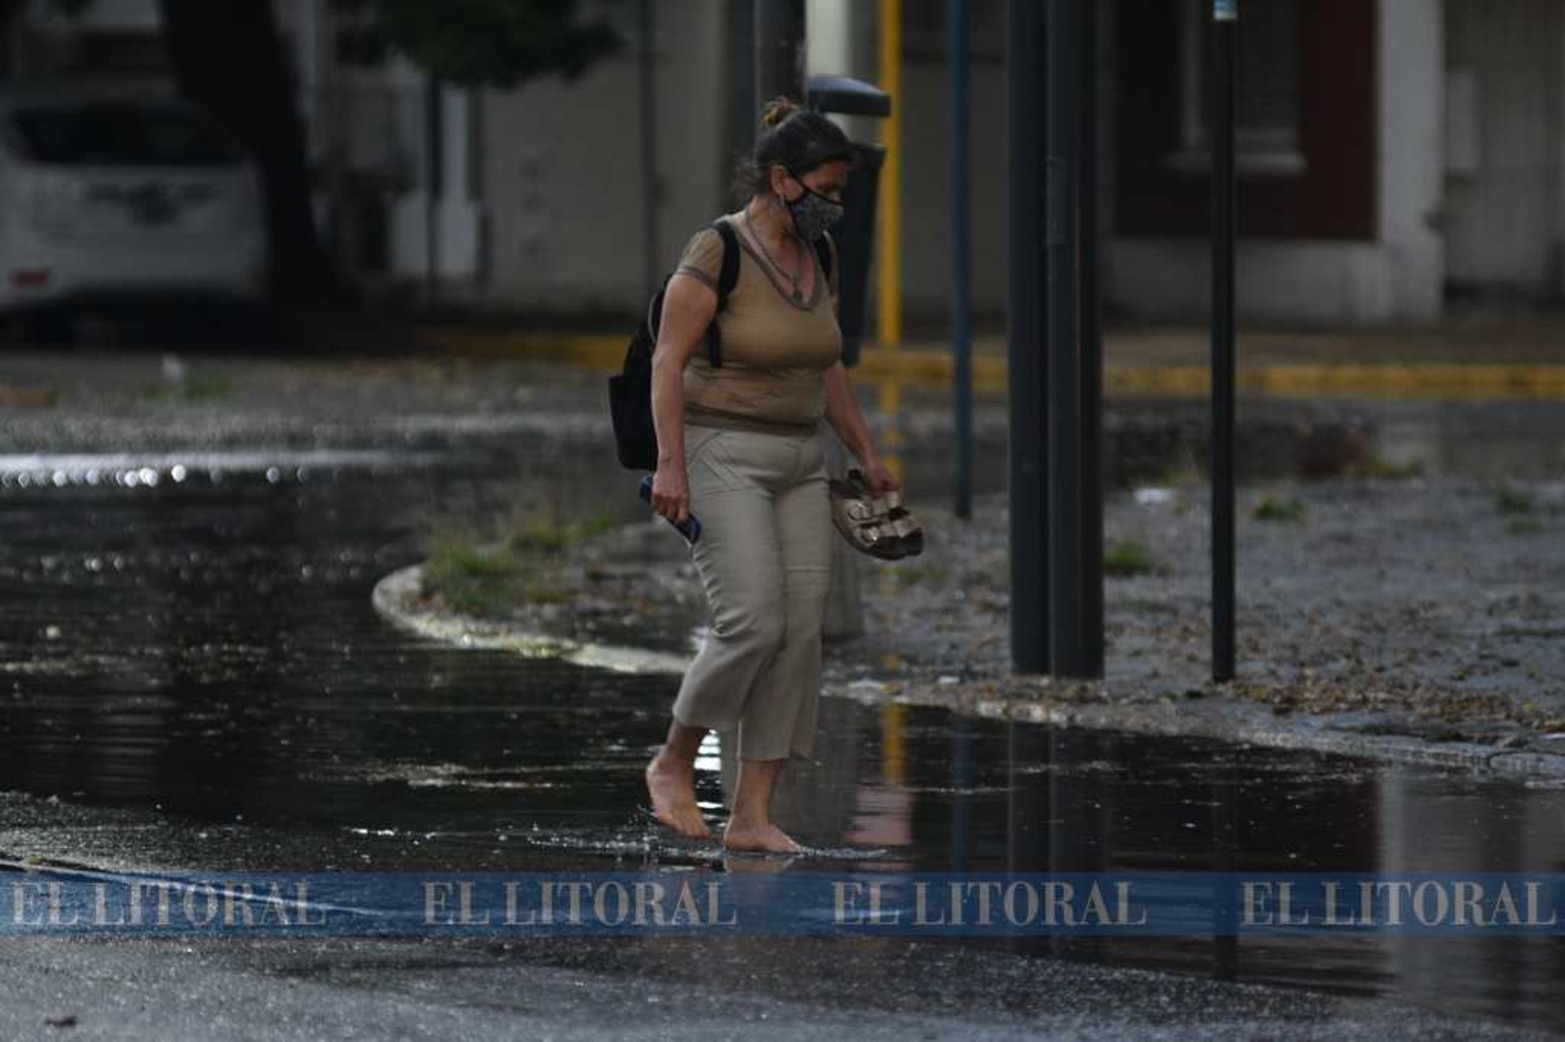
[1495,488,1534,515]
[1104,538,1156,578]
[1252,494,1306,523]
[421,508,619,616]
[1344,455,1424,480]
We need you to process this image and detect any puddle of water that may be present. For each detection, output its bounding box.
[0,435,1561,1032]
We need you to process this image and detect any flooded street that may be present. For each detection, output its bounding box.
[0,423,1561,1036]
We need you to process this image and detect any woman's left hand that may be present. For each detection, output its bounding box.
[860,457,900,496]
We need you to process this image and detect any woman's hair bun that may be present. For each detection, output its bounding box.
[760,96,803,129]
[732,96,853,203]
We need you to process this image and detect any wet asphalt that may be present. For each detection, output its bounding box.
[0,354,1563,1039]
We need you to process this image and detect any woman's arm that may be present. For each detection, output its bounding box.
[822,249,898,493]
[649,272,717,523]
[823,361,900,493]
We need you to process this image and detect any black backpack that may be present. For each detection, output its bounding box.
[608,220,833,471]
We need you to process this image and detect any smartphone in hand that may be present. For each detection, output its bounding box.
[639,475,702,544]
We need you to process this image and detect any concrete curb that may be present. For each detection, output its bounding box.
[419,327,1565,399]
[371,563,691,676]
[880,682,1565,779]
[371,561,1565,783]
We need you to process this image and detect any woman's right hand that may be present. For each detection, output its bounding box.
[650,465,691,524]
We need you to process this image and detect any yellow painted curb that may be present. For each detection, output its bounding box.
[422,328,1565,399]
[425,329,627,372]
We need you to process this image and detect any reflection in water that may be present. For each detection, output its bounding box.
[0,442,1560,1032]
[843,705,915,855]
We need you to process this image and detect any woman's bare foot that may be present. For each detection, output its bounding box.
[722,816,803,854]
[644,757,710,839]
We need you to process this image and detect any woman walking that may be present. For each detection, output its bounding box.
[642,98,897,854]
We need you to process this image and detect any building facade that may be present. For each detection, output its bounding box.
[6,1,1562,327]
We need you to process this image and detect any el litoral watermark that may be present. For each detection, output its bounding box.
[6,872,1561,937]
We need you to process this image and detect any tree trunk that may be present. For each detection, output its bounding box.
[157,0,344,304]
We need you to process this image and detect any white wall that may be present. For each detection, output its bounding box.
[1379,0,1444,320]
[477,0,726,312]
[1108,0,1447,325]
[1111,238,1399,325]
[897,56,1009,321]
[1443,0,1560,295]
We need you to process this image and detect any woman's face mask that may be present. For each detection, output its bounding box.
[780,174,844,241]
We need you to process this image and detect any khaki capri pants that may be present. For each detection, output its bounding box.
[670,422,834,762]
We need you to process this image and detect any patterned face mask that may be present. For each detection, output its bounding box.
[781,180,844,242]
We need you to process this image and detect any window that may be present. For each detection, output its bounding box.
[1167,0,1305,177]
[10,103,245,167]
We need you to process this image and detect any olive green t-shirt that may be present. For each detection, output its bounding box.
[672,213,842,433]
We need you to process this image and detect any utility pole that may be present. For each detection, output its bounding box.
[1008,0,1103,677]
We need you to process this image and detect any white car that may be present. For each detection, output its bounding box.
[0,86,266,331]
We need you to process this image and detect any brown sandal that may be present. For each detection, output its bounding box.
[829,470,923,560]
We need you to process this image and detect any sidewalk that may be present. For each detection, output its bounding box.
[421,316,1565,398]
[375,471,1565,782]
[2,347,1558,779]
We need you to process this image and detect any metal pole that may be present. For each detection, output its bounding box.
[1045,0,1085,676]
[950,0,973,520]
[424,74,442,306]
[638,0,660,299]
[1004,0,1048,674]
[1211,0,1237,682]
[1079,0,1104,676]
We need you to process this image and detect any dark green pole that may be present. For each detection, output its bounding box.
[1211,0,1237,682]
[1005,0,1048,673]
[1079,0,1104,676]
[1044,0,1082,674]
[1045,0,1101,678]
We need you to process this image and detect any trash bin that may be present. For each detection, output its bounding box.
[806,74,890,369]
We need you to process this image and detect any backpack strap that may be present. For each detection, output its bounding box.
[707,219,740,368]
